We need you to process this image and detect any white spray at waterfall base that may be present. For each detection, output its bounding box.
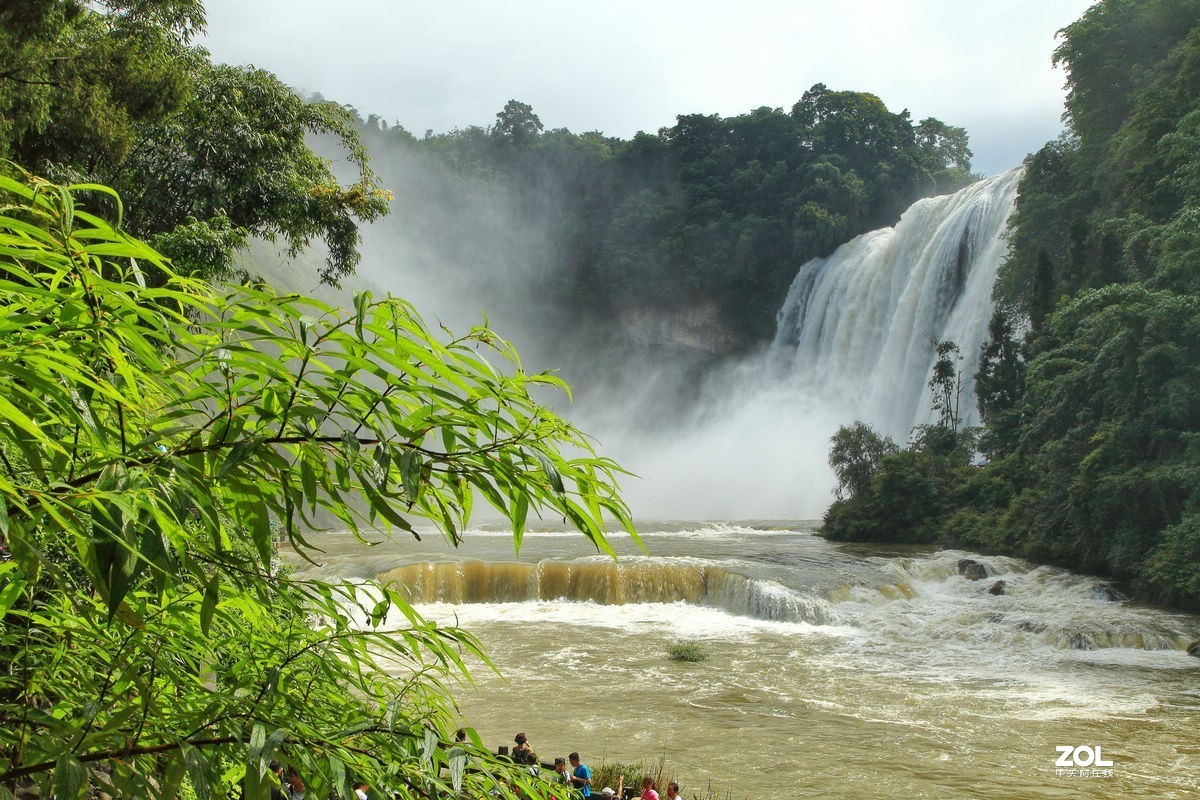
[605,170,1024,519]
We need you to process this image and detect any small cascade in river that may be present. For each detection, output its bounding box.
[371,548,1200,650]
[769,169,1023,439]
[375,558,839,626]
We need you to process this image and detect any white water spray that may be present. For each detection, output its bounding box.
[770,168,1023,438]
[612,170,1023,517]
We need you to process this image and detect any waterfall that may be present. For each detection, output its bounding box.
[549,170,1025,518]
[769,168,1023,439]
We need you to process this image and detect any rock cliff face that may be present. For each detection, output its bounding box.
[615,300,743,354]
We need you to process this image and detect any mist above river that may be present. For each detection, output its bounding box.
[292,137,1024,520]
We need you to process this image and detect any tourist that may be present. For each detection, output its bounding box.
[520,747,541,777]
[553,757,573,785]
[569,752,592,797]
[283,766,306,800]
[640,776,659,800]
[514,732,534,760]
[352,781,370,800]
[665,782,681,800]
[268,760,286,800]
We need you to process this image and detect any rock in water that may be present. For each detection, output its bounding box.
[957,559,988,580]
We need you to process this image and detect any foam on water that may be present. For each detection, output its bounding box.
[412,598,847,640]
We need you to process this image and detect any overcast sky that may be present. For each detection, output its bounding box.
[200,0,1096,177]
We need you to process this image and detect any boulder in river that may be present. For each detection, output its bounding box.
[957,559,988,580]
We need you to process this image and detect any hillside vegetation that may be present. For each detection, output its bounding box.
[0,3,630,798]
[354,90,973,345]
[824,0,1200,611]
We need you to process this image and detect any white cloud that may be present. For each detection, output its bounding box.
[200,0,1093,174]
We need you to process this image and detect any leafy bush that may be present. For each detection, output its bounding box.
[592,759,668,797]
[0,169,634,799]
[666,642,708,662]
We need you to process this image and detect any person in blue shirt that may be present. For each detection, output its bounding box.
[568,752,591,797]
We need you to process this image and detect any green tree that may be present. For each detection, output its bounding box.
[1,3,389,286]
[0,170,634,798]
[491,99,544,148]
[110,62,391,284]
[827,422,898,501]
[914,117,974,192]
[791,84,929,226]
[974,308,1026,454]
[928,340,965,433]
[0,1,202,170]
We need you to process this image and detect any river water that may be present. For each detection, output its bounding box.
[290,522,1200,799]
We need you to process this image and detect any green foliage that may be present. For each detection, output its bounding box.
[363,89,974,347]
[590,758,678,799]
[999,0,1200,322]
[0,1,201,170]
[1137,514,1200,607]
[1,3,390,286]
[492,99,544,148]
[827,422,898,502]
[960,0,1200,606]
[876,0,1200,609]
[974,308,1026,454]
[0,170,634,798]
[665,642,708,662]
[928,340,965,433]
[822,426,978,545]
[836,284,1200,605]
[1015,286,1200,576]
[1054,0,1200,148]
[823,345,981,545]
[112,61,391,285]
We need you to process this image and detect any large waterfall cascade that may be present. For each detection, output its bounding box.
[770,168,1024,440]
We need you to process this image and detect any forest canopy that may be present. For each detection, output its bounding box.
[353,85,975,344]
[0,0,390,285]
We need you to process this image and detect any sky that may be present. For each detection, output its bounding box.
[199,0,1097,177]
